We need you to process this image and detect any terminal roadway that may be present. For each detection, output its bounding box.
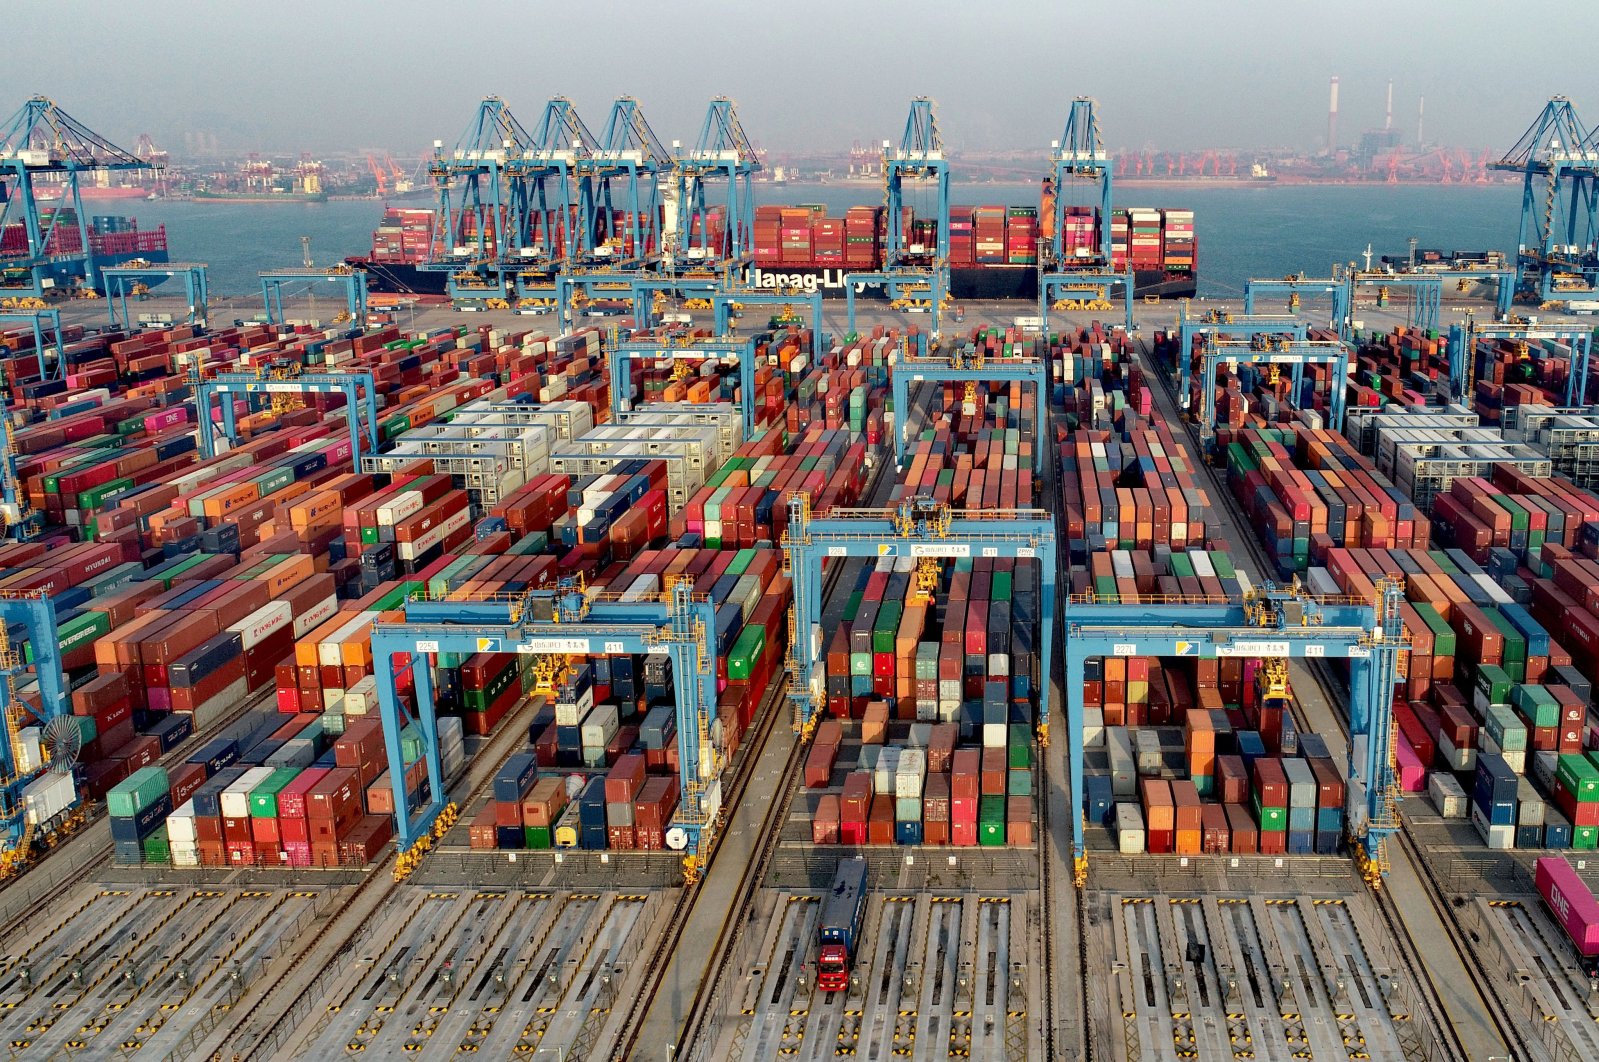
[1135,332,1509,1061]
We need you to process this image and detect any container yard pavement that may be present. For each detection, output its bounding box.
[631,707,800,1060]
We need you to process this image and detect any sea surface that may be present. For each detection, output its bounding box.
[121,182,1526,301]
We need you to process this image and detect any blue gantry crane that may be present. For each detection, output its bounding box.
[609,333,758,436]
[0,96,157,301]
[1491,96,1599,307]
[712,288,825,358]
[1346,270,1446,334]
[1447,314,1595,405]
[100,262,209,330]
[582,97,671,269]
[0,308,65,382]
[0,589,78,873]
[258,266,368,328]
[1063,580,1408,886]
[1173,303,1309,394]
[1197,335,1351,443]
[1039,98,1134,335]
[782,495,1057,739]
[627,274,721,329]
[518,97,601,265]
[1050,98,1113,265]
[195,368,380,464]
[0,414,43,541]
[424,97,536,305]
[556,270,645,327]
[890,346,1048,474]
[370,582,721,865]
[673,98,760,281]
[1243,273,1352,337]
[845,99,950,338]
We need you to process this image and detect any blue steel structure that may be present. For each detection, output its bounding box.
[102,262,209,329]
[782,495,1057,738]
[1243,275,1351,337]
[1447,316,1595,405]
[196,370,380,464]
[1347,271,1444,333]
[1427,265,1516,320]
[557,270,644,328]
[583,97,670,269]
[713,289,825,358]
[0,591,71,855]
[1037,98,1134,336]
[891,349,1048,473]
[1198,336,1351,442]
[259,268,368,328]
[369,582,719,856]
[1174,304,1308,395]
[609,334,758,436]
[674,98,760,280]
[518,97,601,266]
[1038,270,1134,335]
[1490,97,1599,306]
[629,275,721,329]
[0,309,64,382]
[1049,98,1113,265]
[0,417,42,540]
[424,97,534,302]
[1063,581,1407,885]
[847,99,950,339]
[0,96,154,300]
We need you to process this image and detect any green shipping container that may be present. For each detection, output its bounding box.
[1007,768,1033,797]
[873,602,903,654]
[1575,825,1599,850]
[728,625,767,681]
[524,825,552,850]
[78,476,135,511]
[1558,754,1599,802]
[401,724,425,764]
[1411,603,1455,657]
[1511,684,1560,729]
[978,795,1006,846]
[26,610,111,665]
[107,766,171,818]
[141,826,171,864]
[1474,664,1512,709]
[1251,793,1287,832]
[249,767,301,818]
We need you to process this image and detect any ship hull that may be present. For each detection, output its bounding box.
[347,258,1197,301]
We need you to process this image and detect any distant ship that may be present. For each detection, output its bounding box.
[33,184,153,202]
[345,190,1199,302]
[1,210,170,293]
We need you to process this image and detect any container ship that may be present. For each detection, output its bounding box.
[0,210,169,294]
[346,193,1197,301]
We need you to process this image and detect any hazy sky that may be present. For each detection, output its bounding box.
[6,0,1599,158]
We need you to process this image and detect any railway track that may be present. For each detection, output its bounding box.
[206,681,550,1060]
[0,688,270,941]
[624,382,929,1060]
[1139,333,1468,1060]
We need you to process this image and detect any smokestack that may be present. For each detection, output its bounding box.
[1417,95,1425,146]
[1385,81,1393,131]
[1327,76,1340,156]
